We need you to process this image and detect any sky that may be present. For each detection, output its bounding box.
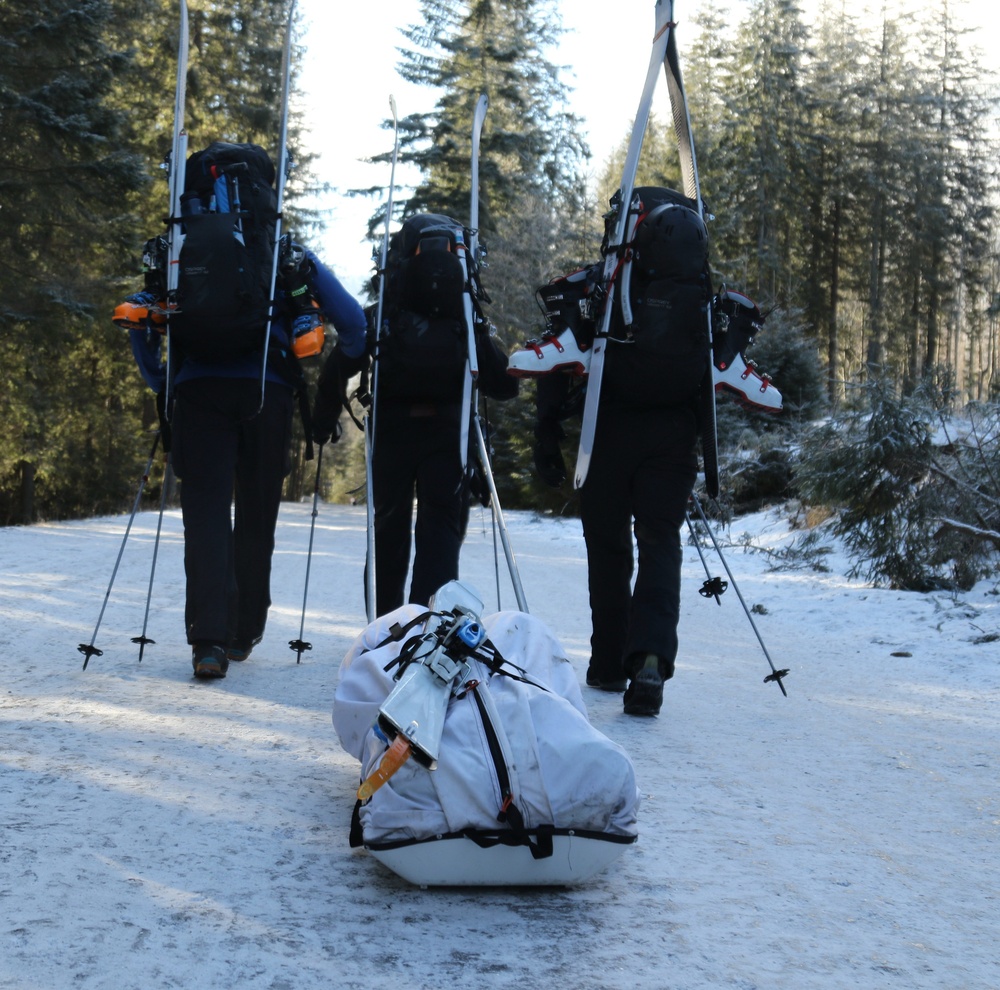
[2,499,999,987]
[291,0,1000,299]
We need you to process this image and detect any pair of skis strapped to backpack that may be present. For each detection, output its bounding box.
[573,0,719,497]
[163,0,297,412]
[363,93,528,621]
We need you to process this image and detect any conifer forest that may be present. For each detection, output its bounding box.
[2,0,998,590]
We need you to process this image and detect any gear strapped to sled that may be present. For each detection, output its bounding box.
[334,582,640,887]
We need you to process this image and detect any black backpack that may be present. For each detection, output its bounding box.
[374,213,473,404]
[169,142,279,363]
[602,185,712,407]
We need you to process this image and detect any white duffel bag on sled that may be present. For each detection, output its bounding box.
[333,582,639,887]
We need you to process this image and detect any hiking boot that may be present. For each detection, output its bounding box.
[623,653,664,716]
[225,635,261,663]
[507,328,591,378]
[714,351,783,413]
[192,644,228,679]
[585,664,627,693]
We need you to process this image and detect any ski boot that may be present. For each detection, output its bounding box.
[507,327,592,378]
[112,291,167,332]
[712,289,782,413]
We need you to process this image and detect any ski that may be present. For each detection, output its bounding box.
[664,17,720,498]
[163,0,189,408]
[573,0,719,497]
[458,93,489,470]
[365,93,401,623]
[258,0,298,410]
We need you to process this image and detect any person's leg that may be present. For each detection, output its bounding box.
[232,381,294,650]
[628,410,699,676]
[580,406,636,688]
[409,414,465,606]
[371,409,417,616]
[171,379,241,650]
[623,404,698,714]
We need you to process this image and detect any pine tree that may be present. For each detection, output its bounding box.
[0,0,149,523]
[0,0,313,522]
[392,0,588,232]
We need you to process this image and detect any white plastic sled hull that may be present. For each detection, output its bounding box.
[367,832,635,887]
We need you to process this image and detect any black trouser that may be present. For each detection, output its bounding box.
[579,402,698,682]
[370,403,468,616]
[171,378,294,647]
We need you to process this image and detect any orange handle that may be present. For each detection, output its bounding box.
[357,734,412,801]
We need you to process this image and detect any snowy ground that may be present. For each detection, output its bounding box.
[2,498,998,990]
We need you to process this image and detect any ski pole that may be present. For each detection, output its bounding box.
[132,455,172,662]
[365,94,400,623]
[363,415,377,623]
[689,492,789,696]
[289,443,323,662]
[476,407,503,611]
[472,414,528,612]
[685,508,727,605]
[79,431,161,670]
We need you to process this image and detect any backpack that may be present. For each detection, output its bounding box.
[601,185,713,407]
[374,213,473,404]
[168,141,279,363]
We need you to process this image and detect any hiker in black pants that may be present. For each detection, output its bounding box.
[127,248,366,679]
[533,368,700,718]
[528,197,712,717]
[578,400,699,712]
[312,212,518,618]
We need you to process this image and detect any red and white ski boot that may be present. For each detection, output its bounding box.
[712,289,783,412]
[714,353,783,412]
[507,327,592,378]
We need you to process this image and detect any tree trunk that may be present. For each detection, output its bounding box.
[19,460,35,524]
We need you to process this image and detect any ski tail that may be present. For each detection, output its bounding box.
[258,0,298,410]
[164,0,189,410]
[574,1,719,498]
[573,1,674,489]
[663,12,719,498]
[460,93,489,469]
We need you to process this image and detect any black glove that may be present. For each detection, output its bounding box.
[533,417,566,488]
[337,347,369,380]
[311,345,369,444]
[311,386,343,446]
[155,390,172,454]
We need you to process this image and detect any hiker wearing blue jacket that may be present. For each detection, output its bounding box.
[124,247,366,680]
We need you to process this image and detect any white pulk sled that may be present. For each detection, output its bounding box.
[333,581,640,886]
